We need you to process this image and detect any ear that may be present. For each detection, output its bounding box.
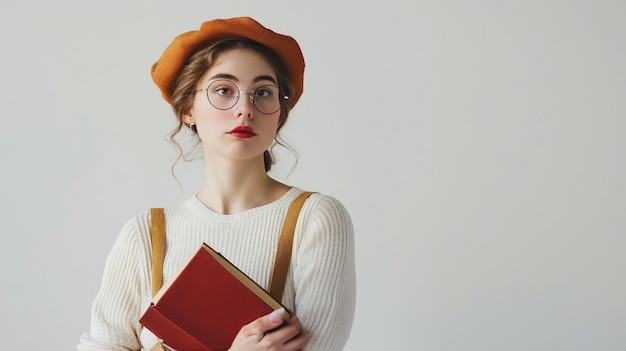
[182,111,195,126]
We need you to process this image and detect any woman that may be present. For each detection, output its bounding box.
[78,17,356,351]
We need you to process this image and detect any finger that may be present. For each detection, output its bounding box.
[262,316,306,346]
[239,308,286,337]
[283,329,309,350]
[284,317,309,349]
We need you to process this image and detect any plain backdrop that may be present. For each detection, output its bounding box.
[1,1,625,350]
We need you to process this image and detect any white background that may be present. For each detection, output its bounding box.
[1,1,625,350]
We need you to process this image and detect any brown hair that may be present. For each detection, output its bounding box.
[168,39,296,172]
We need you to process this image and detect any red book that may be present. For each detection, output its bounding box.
[139,243,291,351]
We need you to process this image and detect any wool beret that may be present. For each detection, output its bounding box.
[151,17,305,107]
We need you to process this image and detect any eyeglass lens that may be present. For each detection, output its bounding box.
[205,80,282,114]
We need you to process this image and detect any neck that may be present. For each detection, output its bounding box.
[196,154,289,214]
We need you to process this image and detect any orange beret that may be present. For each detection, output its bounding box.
[151,17,305,106]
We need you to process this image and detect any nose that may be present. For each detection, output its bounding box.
[234,90,255,119]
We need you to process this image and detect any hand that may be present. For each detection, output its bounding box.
[228,308,309,351]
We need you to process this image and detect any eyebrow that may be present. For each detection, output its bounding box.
[207,73,277,85]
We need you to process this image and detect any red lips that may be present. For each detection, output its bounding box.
[228,125,257,139]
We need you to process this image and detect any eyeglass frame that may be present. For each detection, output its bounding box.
[195,79,289,115]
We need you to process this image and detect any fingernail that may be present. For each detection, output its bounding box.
[270,308,285,323]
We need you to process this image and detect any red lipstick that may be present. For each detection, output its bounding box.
[228,125,257,139]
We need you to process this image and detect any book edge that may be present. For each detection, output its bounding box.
[200,243,292,321]
[139,303,211,351]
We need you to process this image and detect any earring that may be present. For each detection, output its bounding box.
[188,123,195,134]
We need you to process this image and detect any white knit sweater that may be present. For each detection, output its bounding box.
[78,187,356,351]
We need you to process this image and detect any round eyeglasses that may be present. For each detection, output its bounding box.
[196,79,288,114]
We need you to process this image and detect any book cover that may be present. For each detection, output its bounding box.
[139,243,291,351]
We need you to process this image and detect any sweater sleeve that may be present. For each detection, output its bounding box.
[292,194,357,351]
[78,216,152,351]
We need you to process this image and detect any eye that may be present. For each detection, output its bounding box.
[255,86,274,99]
[215,86,234,96]
[208,80,238,97]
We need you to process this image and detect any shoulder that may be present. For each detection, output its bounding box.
[294,189,353,235]
[115,198,192,242]
[290,190,355,270]
[113,209,152,251]
[300,190,351,218]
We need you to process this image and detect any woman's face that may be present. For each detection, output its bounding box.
[184,47,282,166]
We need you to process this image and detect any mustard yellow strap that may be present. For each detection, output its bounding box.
[150,191,313,302]
[150,208,166,297]
[268,191,315,302]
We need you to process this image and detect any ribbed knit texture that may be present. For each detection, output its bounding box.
[78,187,356,351]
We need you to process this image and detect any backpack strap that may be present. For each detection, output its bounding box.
[268,191,315,302]
[148,191,315,301]
[149,208,166,297]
